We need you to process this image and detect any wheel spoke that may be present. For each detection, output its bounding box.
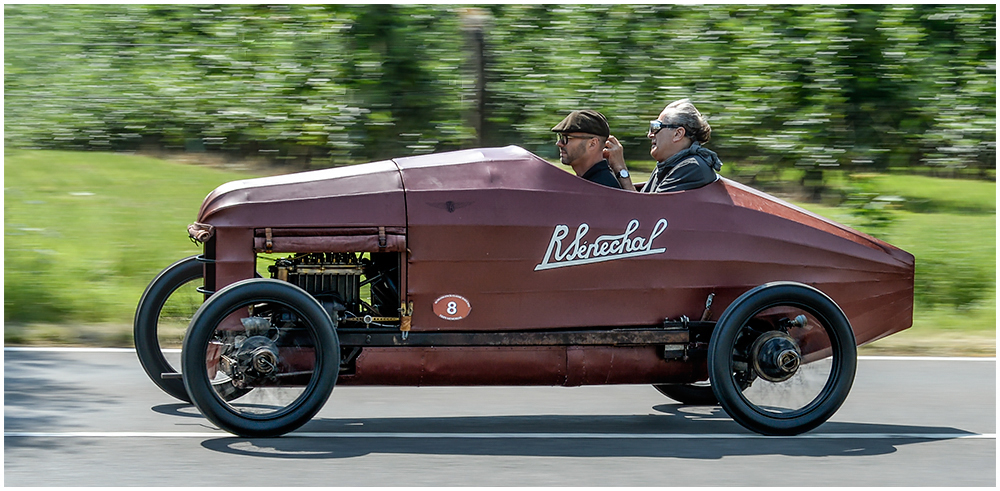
[204,309,318,419]
[182,278,339,437]
[709,282,856,435]
[735,308,836,416]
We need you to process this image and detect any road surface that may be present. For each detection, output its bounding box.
[4,348,995,486]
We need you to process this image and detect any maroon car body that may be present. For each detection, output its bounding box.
[193,145,912,386]
[139,145,913,437]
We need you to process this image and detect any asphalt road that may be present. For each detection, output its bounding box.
[4,348,995,486]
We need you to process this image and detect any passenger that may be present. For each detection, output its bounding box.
[606,99,722,193]
[551,110,626,189]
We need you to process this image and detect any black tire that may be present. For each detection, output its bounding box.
[708,282,856,435]
[134,256,251,402]
[181,278,339,437]
[653,383,718,405]
[134,256,203,402]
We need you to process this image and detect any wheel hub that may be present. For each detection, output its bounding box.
[229,335,280,382]
[750,331,801,382]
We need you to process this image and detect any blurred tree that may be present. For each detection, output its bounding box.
[4,4,994,176]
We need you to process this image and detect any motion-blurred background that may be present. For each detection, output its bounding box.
[4,5,995,354]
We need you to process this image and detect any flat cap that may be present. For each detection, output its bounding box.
[551,109,610,138]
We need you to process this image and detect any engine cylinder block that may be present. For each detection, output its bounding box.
[269,253,364,306]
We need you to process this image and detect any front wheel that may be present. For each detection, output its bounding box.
[181,278,339,437]
[708,282,856,435]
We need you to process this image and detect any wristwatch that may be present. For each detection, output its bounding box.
[617,169,630,179]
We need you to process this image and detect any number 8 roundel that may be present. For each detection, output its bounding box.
[433,294,472,321]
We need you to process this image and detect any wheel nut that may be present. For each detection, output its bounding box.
[251,346,278,374]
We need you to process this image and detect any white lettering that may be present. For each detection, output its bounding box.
[565,224,589,261]
[541,224,569,263]
[534,218,669,271]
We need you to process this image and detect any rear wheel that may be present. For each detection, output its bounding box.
[181,278,339,437]
[708,282,856,435]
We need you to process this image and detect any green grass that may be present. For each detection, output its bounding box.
[839,173,995,214]
[4,149,259,330]
[5,150,996,354]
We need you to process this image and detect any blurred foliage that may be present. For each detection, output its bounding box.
[915,258,992,310]
[798,180,995,313]
[5,5,996,175]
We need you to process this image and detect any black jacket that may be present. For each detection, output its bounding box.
[640,142,722,193]
[581,159,622,189]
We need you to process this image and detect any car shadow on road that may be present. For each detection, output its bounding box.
[191,403,977,460]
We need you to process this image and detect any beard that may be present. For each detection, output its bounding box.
[560,144,583,165]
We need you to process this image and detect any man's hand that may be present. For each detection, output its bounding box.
[604,135,626,172]
[604,135,636,191]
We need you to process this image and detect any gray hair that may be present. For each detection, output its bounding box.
[665,99,711,144]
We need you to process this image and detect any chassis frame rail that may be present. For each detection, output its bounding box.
[337,321,714,347]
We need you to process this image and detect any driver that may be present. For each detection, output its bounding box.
[551,110,624,189]
[607,99,722,193]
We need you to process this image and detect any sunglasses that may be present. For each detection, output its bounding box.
[556,134,597,145]
[649,120,681,135]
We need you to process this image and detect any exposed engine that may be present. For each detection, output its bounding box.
[267,252,400,327]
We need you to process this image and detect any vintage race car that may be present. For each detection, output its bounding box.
[134,145,914,437]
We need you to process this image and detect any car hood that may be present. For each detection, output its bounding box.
[196,158,406,228]
[196,146,549,229]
